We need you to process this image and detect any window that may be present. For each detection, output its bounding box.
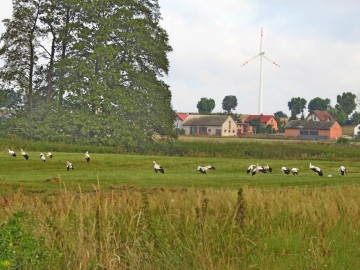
[310,130,318,136]
[229,121,231,129]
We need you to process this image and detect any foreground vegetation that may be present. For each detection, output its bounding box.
[1,138,360,269]
[1,185,359,269]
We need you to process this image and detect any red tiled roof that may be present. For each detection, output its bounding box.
[307,110,334,121]
[176,113,189,121]
[243,114,275,124]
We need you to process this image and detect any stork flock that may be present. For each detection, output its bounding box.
[247,162,346,177]
[7,148,90,171]
[7,148,347,177]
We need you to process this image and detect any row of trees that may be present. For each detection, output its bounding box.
[197,95,238,114]
[196,92,358,125]
[0,0,175,148]
[286,92,357,124]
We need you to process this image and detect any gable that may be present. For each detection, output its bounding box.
[306,110,335,121]
[176,113,189,121]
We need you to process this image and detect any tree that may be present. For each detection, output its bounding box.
[0,0,43,112]
[0,88,23,111]
[222,95,237,114]
[351,111,360,124]
[274,111,288,118]
[288,97,307,120]
[307,97,331,112]
[0,0,176,147]
[336,92,357,118]
[197,97,215,113]
[248,118,263,134]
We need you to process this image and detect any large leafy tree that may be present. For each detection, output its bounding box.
[336,92,357,118]
[222,95,237,114]
[0,0,175,147]
[197,97,215,114]
[0,0,43,112]
[288,97,307,120]
[308,97,331,112]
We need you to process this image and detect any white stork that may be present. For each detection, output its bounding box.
[66,161,74,171]
[20,149,29,160]
[281,166,291,175]
[309,163,323,176]
[40,152,46,162]
[47,152,53,159]
[291,168,299,176]
[197,165,215,174]
[153,161,164,173]
[251,164,264,176]
[263,164,273,173]
[338,166,346,176]
[85,151,90,162]
[247,164,256,174]
[8,149,16,157]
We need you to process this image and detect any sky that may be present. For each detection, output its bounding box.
[1,1,360,116]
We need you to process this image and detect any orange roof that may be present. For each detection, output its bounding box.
[176,113,189,121]
[243,114,275,124]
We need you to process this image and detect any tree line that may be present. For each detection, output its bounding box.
[196,92,359,125]
[0,0,175,148]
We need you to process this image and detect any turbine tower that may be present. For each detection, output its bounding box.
[242,28,280,115]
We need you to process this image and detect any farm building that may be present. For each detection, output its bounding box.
[174,113,189,131]
[354,124,360,137]
[243,114,278,131]
[284,120,342,140]
[236,122,254,135]
[182,115,237,136]
[305,110,335,121]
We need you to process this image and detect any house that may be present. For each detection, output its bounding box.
[306,110,335,121]
[243,114,278,131]
[174,113,189,131]
[236,122,254,135]
[284,120,342,140]
[354,124,360,137]
[182,115,237,136]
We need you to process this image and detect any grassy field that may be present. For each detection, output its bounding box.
[1,143,360,269]
[0,151,359,194]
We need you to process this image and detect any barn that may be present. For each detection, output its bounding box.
[182,115,237,136]
[284,120,342,140]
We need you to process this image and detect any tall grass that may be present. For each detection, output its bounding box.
[1,185,359,269]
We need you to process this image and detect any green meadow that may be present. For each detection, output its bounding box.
[1,139,360,269]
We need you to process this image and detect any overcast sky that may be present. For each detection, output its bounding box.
[1,1,360,116]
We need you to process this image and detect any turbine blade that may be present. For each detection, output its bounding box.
[241,53,261,67]
[262,55,280,67]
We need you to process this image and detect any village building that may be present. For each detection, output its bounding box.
[243,114,278,131]
[284,120,342,140]
[182,115,237,136]
[354,124,360,137]
[236,122,254,135]
[174,113,189,131]
[305,110,335,121]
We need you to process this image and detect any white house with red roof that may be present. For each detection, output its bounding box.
[305,110,335,121]
[174,113,190,131]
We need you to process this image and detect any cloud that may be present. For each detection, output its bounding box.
[159,0,360,115]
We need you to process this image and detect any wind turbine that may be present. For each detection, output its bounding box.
[242,28,280,115]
